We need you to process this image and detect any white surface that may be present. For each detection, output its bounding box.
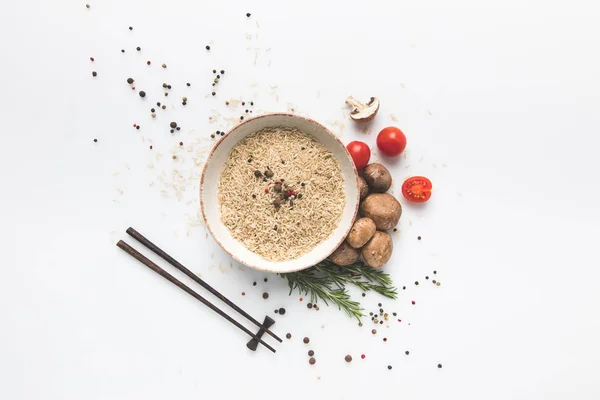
[201,113,360,273]
[2,0,600,399]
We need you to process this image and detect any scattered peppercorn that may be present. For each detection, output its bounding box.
[383,338,387,342]
[309,357,316,365]
[212,92,216,96]
[392,312,397,316]
[388,365,392,370]
[151,113,156,118]
[278,308,286,315]
[361,354,366,359]
[150,108,155,112]
[438,364,443,369]
[162,83,167,88]
[246,13,251,17]
[147,61,151,65]
[379,320,383,325]
[162,63,167,68]
[86,4,90,8]
[254,170,262,178]
[156,102,161,106]
[172,155,176,159]
[221,70,225,74]
[345,355,352,362]
[170,122,177,128]
[136,47,141,51]
[179,142,183,146]
[121,49,125,53]
[211,134,215,138]
[220,131,224,136]
[286,333,291,339]
[362,293,366,297]
[393,228,397,232]
[205,45,210,50]
[403,286,406,290]
[136,125,140,130]
[139,91,146,98]
[405,351,410,355]
[164,92,168,96]
[128,26,133,31]
[240,116,244,120]
[303,337,310,344]
[253,282,257,286]
[167,85,171,89]
[89,57,94,62]
[418,236,422,240]
[92,71,97,77]
[187,82,191,86]
[425,276,429,280]
[411,300,416,305]
[372,329,377,334]
[241,292,245,296]
[161,105,166,110]
[307,303,313,309]
[433,270,437,274]
[308,350,314,356]
[213,69,217,73]
[415,281,419,285]
[251,194,256,198]
[262,292,269,299]
[93,138,97,143]
[250,102,254,106]
[149,145,153,150]
[274,309,278,314]
[170,129,174,134]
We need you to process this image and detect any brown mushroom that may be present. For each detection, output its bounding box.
[362,231,393,268]
[358,176,369,200]
[346,96,380,122]
[359,193,402,230]
[329,241,360,266]
[363,163,392,193]
[347,218,377,249]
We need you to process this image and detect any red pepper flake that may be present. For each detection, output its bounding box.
[411,301,415,305]
[299,297,303,302]
[147,61,151,65]
[397,319,401,322]
[225,101,230,105]
[179,142,183,146]
[149,145,153,150]
[241,292,245,296]
[131,86,136,90]
[133,124,137,127]
[89,57,94,62]
[264,189,269,194]
[361,354,366,359]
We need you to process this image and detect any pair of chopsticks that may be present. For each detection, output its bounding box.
[117,227,281,353]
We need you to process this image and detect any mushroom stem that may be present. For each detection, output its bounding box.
[346,96,366,110]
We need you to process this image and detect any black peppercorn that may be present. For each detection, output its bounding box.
[170,122,177,128]
[240,116,244,120]
[139,91,146,98]
[129,26,133,30]
[92,71,97,77]
[264,278,268,283]
[262,292,269,299]
[253,282,257,286]
[151,108,155,112]
[434,270,437,274]
[136,126,140,130]
[403,286,406,290]
[136,47,141,51]
[167,85,171,89]
[362,293,366,297]
[170,129,174,134]
[212,92,216,96]
[278,307,285,315]
[220,70,225,74]
[205,45,210,50]
[307,303,313,309]
[127,78,134,84]
[121,49,125,53]
[220,131,224,136]
[246,13,251,17]
[254,170,263,178]
[308,350,314,356]
[438,364,443,368]
[303,337,310,344]
[297,193,302,198]
[415,281,419,285]
[93,138,97,142]
[252,194,256,198]
[388,365,392,370]
[213,69,216,73]
[250,101,254,106]
[211,134,215,138]
[286,333,291,339]
[405,351,410,355]
[378,303,382,307]
[187,82,191,86]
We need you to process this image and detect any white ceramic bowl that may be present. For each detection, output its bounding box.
[200,113,360,273]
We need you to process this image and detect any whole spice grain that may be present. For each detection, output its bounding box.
[405,351,410,355]
[278,308,285,315]
[309,357,316,365]
[93,138,97,142]
[418,236,422,240]
[286,333,291,339]
[187,82,191,86]
[388,365,392,370]
[89,57,94,62]
[246,13,251,17]
[308,350,314,356]
[136,47,141,51]
[161,105,166,110]
[147,61,151,65]
[303,337,310,344]
[264,278,268,282]
[92,71,97,77]
[206,45,210,50]
[162,63,167,68]
[128,26,133,30]
[371,329,377,334]
[438,364,443,369]
[307,303,313,309]
[253,282,257,286]
[262,292,269,299]
[345,355,352,362]
[170,122,177,128]
[139,91,146,98]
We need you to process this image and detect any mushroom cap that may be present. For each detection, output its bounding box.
[347,96,380,122]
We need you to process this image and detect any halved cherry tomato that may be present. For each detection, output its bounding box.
[377,127,407,157]
[402,176,432,203]
[346,141,371,170]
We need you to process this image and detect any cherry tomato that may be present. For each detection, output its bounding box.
[377,127,407,157]
[346,141,371,170]
[402,176,432,203]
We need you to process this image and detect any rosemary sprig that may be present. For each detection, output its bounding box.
[280,260,398,320]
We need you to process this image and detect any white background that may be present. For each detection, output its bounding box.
[2,0,600,399]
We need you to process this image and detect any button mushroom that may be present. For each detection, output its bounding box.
[363,163,392,193]
[359,193,402,230]
[329,241,360,266]
[346,96,380,122]
[358,176,369,200]
[347,218,377,249]
[362,231,393,268]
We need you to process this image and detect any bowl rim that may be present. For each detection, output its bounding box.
[200,112,360,273]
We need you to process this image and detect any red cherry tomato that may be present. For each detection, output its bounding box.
[377,127,407,157]
[402,176,432,203]
[346,141,371,170]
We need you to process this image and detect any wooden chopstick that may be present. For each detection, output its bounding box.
[126,227,282,343]
[116,240,276,353]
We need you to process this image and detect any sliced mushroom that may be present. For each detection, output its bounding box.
[346,96,380,122]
